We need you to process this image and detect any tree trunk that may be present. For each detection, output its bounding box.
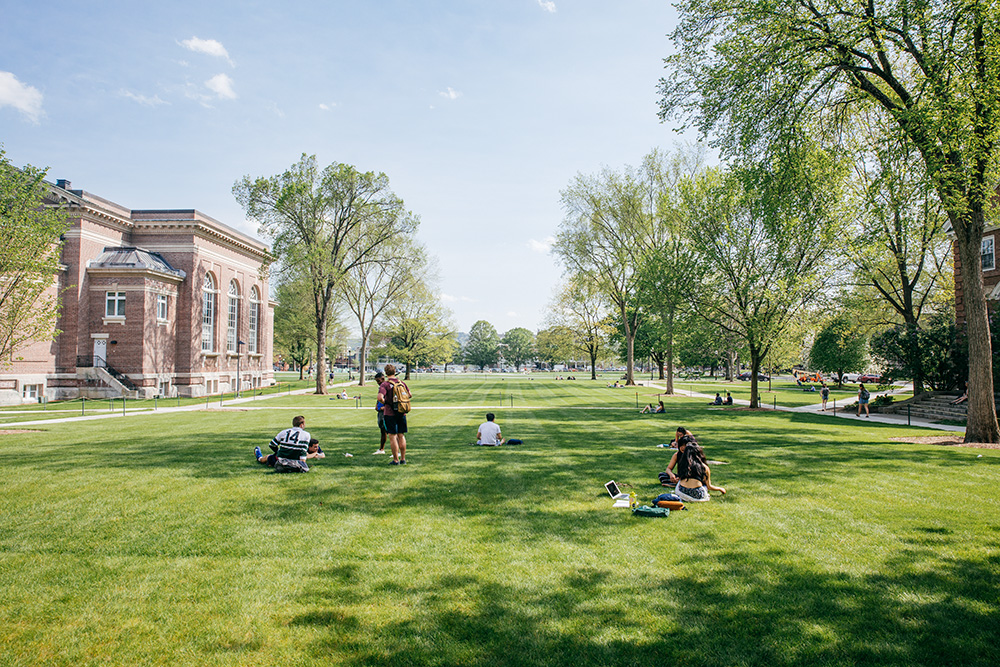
[314,314,328,395]
[748,345,762,408]
[625,330,636,385]
[955,208,1000,442]
[404,362,412,380]
[358,338,369,386]
[664,309,675,393]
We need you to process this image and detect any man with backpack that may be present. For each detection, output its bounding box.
[377,364,411,465]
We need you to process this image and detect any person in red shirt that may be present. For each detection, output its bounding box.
[377,364,410,465]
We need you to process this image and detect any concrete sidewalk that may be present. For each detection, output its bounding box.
[3,382,357,428]
[638,381,965,433]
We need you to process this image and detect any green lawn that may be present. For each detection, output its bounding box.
[1,376,997,666]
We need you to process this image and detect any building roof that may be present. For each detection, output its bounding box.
[87,246,187,279]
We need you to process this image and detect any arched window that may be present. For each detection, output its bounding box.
[227,280,240,353]
[202,273,217,352]
[248,286,260,354]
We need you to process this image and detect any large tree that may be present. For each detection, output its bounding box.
[547,277,609,380]
[464,320,500,371]
[810,315,869,388]
[535,325,577,370]
[234,154,417,394]
[681,152,844,407]
[500,327,535,371]
[554,156,661,385]
[272,270,316,379]
[380,281,456,380]
[341,238,423,386]
[660,0,1000,439]
[0,151,68,367]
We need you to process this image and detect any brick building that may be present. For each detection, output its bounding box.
[953,223,1000,325]
[0,180,274,405]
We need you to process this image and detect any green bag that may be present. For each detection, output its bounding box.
[632,505,670,518]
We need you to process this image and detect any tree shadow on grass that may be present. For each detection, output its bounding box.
[284,542,1000,667]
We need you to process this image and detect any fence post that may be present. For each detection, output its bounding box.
[122,397,126,416]
[907,404,911,426]
[81,397,86,416]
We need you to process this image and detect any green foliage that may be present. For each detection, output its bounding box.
[809,316,868,383]
[464,320,500,370]
[272,272,316,378]
[500,327,535,370]
[380,281,456,378]
[0,149,69,366]
[233,154,417,393]
[870,312,966,391]
[534,325,576,370]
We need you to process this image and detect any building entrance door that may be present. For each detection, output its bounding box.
[93,339,107,367]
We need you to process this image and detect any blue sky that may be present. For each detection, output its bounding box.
[1,0,686,335]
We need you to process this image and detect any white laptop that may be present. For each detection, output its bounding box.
[605,480,631,508]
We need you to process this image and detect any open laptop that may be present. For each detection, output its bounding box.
[605,480,631,508]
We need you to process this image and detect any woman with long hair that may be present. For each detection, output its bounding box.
[674,441,726,502]
[660,432,694,485]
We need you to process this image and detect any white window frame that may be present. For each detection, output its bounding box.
[105,291,126,318]
[248,286,260,354]
[22,384,40,399]
[202,274,217,352]
[227,281,240,353]
[983,235,995,271]
[157,294,169,321]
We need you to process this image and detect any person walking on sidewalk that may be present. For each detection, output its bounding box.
[857,383,871,418]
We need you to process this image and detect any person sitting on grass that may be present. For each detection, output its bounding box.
[254,416,319,473]
[476,413,504,446]
[668,427,692,449]
[673,441,726,502]
[724,392,733,405]
[255,438,324,468]
[640,400,665,414]
[709,392,723,405]
[659,433,693,486]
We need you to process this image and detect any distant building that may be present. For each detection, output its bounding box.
[0,179,274,405]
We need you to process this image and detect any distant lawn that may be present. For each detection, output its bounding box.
[0,375,996,667]
[668,378,909,409]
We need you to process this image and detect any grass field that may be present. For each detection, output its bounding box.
[1,375,997,666]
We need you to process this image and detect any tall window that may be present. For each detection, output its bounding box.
[983,236,995,271]
[202,273,216,352]
[157,294,169,321]
[227,280,240,353]
[105,291,126,317]
[248,286,260,354]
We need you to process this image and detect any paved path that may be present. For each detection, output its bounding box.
[637,381,965,433]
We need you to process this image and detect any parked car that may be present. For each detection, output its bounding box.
[737,372,770,381]
[858,373,882,383]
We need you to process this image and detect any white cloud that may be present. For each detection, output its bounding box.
[0,71,43,123]
[439,87,462,100]
[319,102,337,111]
[537,1,557,13]
[507,311,519,318]
[120,89,167,107]
[527,236,555,253]
[205,73,237,99]
[179,37,234,66]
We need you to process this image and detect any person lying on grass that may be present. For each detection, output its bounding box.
[640,400,665,414]
[674,441,726,502]
[476,413,504,446]
[255,438,324,469]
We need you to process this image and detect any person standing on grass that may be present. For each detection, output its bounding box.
[476,413,504,446]
[377,364,410,465]
[857,383,871,418]
[820,382,830,411]
[372,371,388,454]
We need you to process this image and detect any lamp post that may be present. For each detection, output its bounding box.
[236,339,245,398]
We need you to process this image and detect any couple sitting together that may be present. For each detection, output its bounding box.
[658,426,726,502]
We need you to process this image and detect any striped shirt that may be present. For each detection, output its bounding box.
[270,426,311,460]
